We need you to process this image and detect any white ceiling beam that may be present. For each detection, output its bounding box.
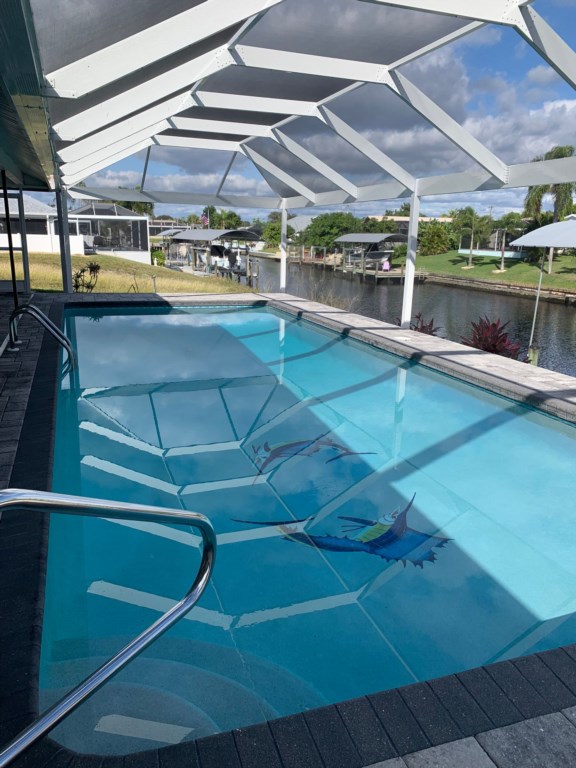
[517,6,576,90]
[355,181,411,201]
[193,90,317,116]
[241,145,317,202]
[53,48,235,141]
[234,45,390,83]
[154,135,241,152]
[387,21,485,69]
[57,120,170,165]
[360,0,535,33]
[317,106,416,191]
[216,152,238,196]
[61,139,154,187]
[69,155,576,208]
[69,186,282,209]
[169,116,273,137]
[384,70,509,182]
[272,129,358,198]
[44,0,284,98]
[59,134,158,178]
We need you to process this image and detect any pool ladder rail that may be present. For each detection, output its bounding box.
[8,304,75,368]
[0,488,217,767]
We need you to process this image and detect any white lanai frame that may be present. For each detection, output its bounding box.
[20,0,576,309]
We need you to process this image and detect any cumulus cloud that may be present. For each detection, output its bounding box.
[527,65,562,86]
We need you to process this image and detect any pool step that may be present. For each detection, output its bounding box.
[41,654,277,756]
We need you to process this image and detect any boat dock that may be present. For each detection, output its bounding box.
[287,253,427,283]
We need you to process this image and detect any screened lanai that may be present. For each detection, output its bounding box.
[1,0,575,320]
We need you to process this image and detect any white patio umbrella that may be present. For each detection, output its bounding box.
[510,215,576,357]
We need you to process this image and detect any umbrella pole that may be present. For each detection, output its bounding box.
[527,251,545,365]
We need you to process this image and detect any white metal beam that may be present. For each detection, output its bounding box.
[272,129,358,198]
[193,90,317,116]
[67,155,576,209]
[361,0,534,33]
[241,145,317,201]
[216,152,237,196]
[154,135,241,152]
[518,6,576,90]
[234,45,390,83]
[44,0,285,98]
[317,106,415,191]
[59,130,164,175]
[61,139,154,187]
[169,116,273,137]
[53,48,235,141]
[384,70,509,182]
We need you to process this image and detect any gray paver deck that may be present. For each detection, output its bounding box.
[1,291,576,768]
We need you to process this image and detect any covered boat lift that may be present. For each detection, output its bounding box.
[170,228,258,274]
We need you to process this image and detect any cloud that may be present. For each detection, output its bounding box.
[526,65,561,86]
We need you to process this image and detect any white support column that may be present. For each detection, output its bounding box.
[280,202,288,292]
[16,190,31,293]
[400,186,420,328]
[55,188,72,294]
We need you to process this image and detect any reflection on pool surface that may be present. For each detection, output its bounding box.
[41,305,576,754]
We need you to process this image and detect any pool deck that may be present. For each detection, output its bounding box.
[2,291,576,768]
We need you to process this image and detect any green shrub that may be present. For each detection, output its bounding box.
[151,249,165,267]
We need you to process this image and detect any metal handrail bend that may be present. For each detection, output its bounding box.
[0,488,216,767]
[8,304,75,366]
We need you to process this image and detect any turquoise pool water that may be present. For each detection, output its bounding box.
[41,305,576,754]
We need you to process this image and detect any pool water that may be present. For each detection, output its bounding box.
[41,305,576,754]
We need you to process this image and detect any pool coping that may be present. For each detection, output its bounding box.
[3,291,576,768]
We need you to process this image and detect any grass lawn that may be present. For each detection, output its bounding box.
[1,252,251,295]
[418,250,576,292]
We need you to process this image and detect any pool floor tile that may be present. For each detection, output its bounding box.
[402,738,497,768]
[477,712,576,768]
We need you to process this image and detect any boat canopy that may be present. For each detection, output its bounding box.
[172,229,259,242]
[335,233,408,244]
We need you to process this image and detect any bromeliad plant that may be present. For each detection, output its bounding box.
[410,312,440,336]
[461,316,522,359]
[397,312,440,335]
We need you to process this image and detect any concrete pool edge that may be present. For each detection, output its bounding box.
[3,291,576,768]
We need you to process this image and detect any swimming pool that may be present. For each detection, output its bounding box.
[40,304,576,755]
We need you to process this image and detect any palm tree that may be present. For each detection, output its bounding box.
[524,145,575,274]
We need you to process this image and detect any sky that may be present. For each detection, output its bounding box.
[60,0,576,223]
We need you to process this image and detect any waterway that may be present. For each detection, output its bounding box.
[251,258,576,378]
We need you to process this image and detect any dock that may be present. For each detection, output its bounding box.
[288,254,427,283]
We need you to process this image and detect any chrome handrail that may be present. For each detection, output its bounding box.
[8,304,75,366]
[0,488,216,767]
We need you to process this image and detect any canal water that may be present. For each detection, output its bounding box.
[251,258,576,378]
